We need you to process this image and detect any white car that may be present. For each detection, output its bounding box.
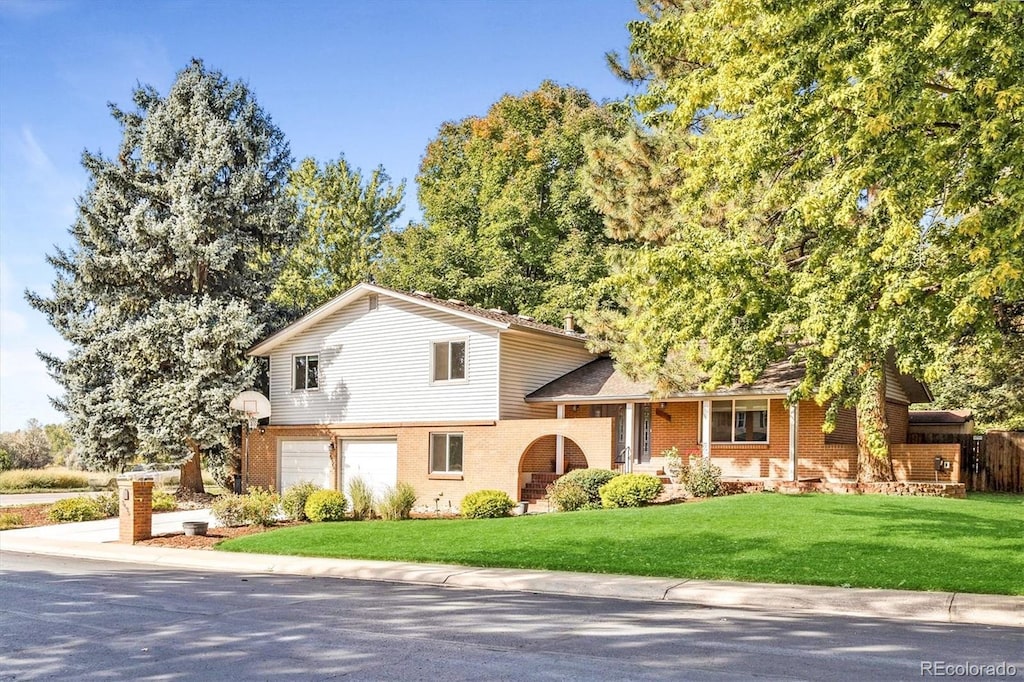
[119,464,178,483]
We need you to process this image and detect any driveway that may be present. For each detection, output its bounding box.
[1,508,217,542]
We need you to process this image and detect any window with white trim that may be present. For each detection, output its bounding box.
[293,354,319,391]
[432,340,466,382]
[430,433,463,473]
[710,399,768,443]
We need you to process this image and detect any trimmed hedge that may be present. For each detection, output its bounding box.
[547,468,619,511]
[599,473,663,508]
[460,490,515,519]
[305,489,347,522]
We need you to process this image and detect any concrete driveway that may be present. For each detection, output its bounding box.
[0,508,217,543]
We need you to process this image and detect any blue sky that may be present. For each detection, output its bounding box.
[0,0,640,432]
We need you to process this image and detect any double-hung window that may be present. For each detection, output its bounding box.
[432,340,466,382]
[430,433,463,474]
[293,354,319,391]
[710,399,768,443]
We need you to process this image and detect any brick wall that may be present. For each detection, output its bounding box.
[245,417,613,509]
[825,407,857,445]
[891,443,960,482]
[886,401,909,444]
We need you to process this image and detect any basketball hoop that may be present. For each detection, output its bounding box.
[230,391,272,491]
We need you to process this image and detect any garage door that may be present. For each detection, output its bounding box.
[279,439,333,491]
[341,439,398,501]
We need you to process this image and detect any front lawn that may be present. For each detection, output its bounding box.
[218,493,1024,595]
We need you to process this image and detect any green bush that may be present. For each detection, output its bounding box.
[0,512,24,530]
[152,490,177,512]
[686,458,722,498]
[211,493,248,527]
[47,497,104,522]
[0,469,91,490]
[460,489,515,519]
[546,480,598,512]
[242,486,281,527]
[378,482,417,520]
[0,448,12,472]
[305,489,347,522]
[282,481,320,521]
[94,491,120,517]
[546,468,618,510]
[599,473,663,508]
[347,476,375,520]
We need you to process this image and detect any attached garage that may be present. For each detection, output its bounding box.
[341,439,398,500]
[279,439,333,491]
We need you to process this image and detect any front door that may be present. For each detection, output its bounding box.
[637,404,652,464]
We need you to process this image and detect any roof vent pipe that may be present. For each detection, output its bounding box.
[564,313,575,332]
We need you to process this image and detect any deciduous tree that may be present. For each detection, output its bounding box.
[586,1,1023,480]
[273,157,404,312]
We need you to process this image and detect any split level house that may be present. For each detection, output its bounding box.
[243,283,961,508]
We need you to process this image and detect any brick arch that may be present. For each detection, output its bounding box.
[518,435,589,474]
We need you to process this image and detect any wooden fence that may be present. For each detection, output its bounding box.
[908,431,1024,492]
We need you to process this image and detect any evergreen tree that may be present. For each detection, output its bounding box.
[586,1,1023,480]
[27,60,298,491]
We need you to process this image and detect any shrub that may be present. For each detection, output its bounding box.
[151,490,177,512]
[211,493,248,527]
[599,473,663,508]
[686,458,722,498]
[347,476,375,520]
[0,448,12,472]
[305,489,347,522]
[282,481,320,522]
[0,469,90,491]
[546,468,618,510]
[662,447,686,484]
[94,491,120,517]
[460,489,515,519]
[546,480,597,512]
[0,512,24,530]
[378,482,417,520]
[241,486,281,527]
[47,496,104,523]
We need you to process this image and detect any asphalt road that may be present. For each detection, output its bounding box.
[0,492,104,507]
[1,553,1021,681]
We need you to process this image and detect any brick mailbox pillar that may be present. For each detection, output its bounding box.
[117,479,153,543]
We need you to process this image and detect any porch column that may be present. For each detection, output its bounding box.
[701,400,711,459]
[788,402,799,481]
[555,404,565,475]
[624,402,635,473]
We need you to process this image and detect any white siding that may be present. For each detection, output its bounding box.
[499,331,595,419]
[268,294,499,424]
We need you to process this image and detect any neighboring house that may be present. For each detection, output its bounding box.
[908,410,975,436]
[243,283,961,508]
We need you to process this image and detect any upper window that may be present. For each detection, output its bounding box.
[430,433,464,473]
[711,399,768,443]
[293,354,319,391]
[432,340,466,382]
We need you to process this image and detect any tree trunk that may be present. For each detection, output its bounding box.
[179,440,206,494]
[855,362,894,483]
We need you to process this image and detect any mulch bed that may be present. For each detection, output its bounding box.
[136,521,305,550]
[1,504,56,527]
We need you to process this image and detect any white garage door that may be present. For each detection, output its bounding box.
[341,439,398,501]
[279,439,333,491]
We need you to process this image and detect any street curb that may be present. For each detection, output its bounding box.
[2,535,1021,628]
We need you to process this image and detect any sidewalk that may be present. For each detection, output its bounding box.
[1,515,1021,629]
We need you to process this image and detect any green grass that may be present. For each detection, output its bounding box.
[219,493,1024,595]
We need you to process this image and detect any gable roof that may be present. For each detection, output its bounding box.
[908,409,974,425]
[248,282,585,356]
